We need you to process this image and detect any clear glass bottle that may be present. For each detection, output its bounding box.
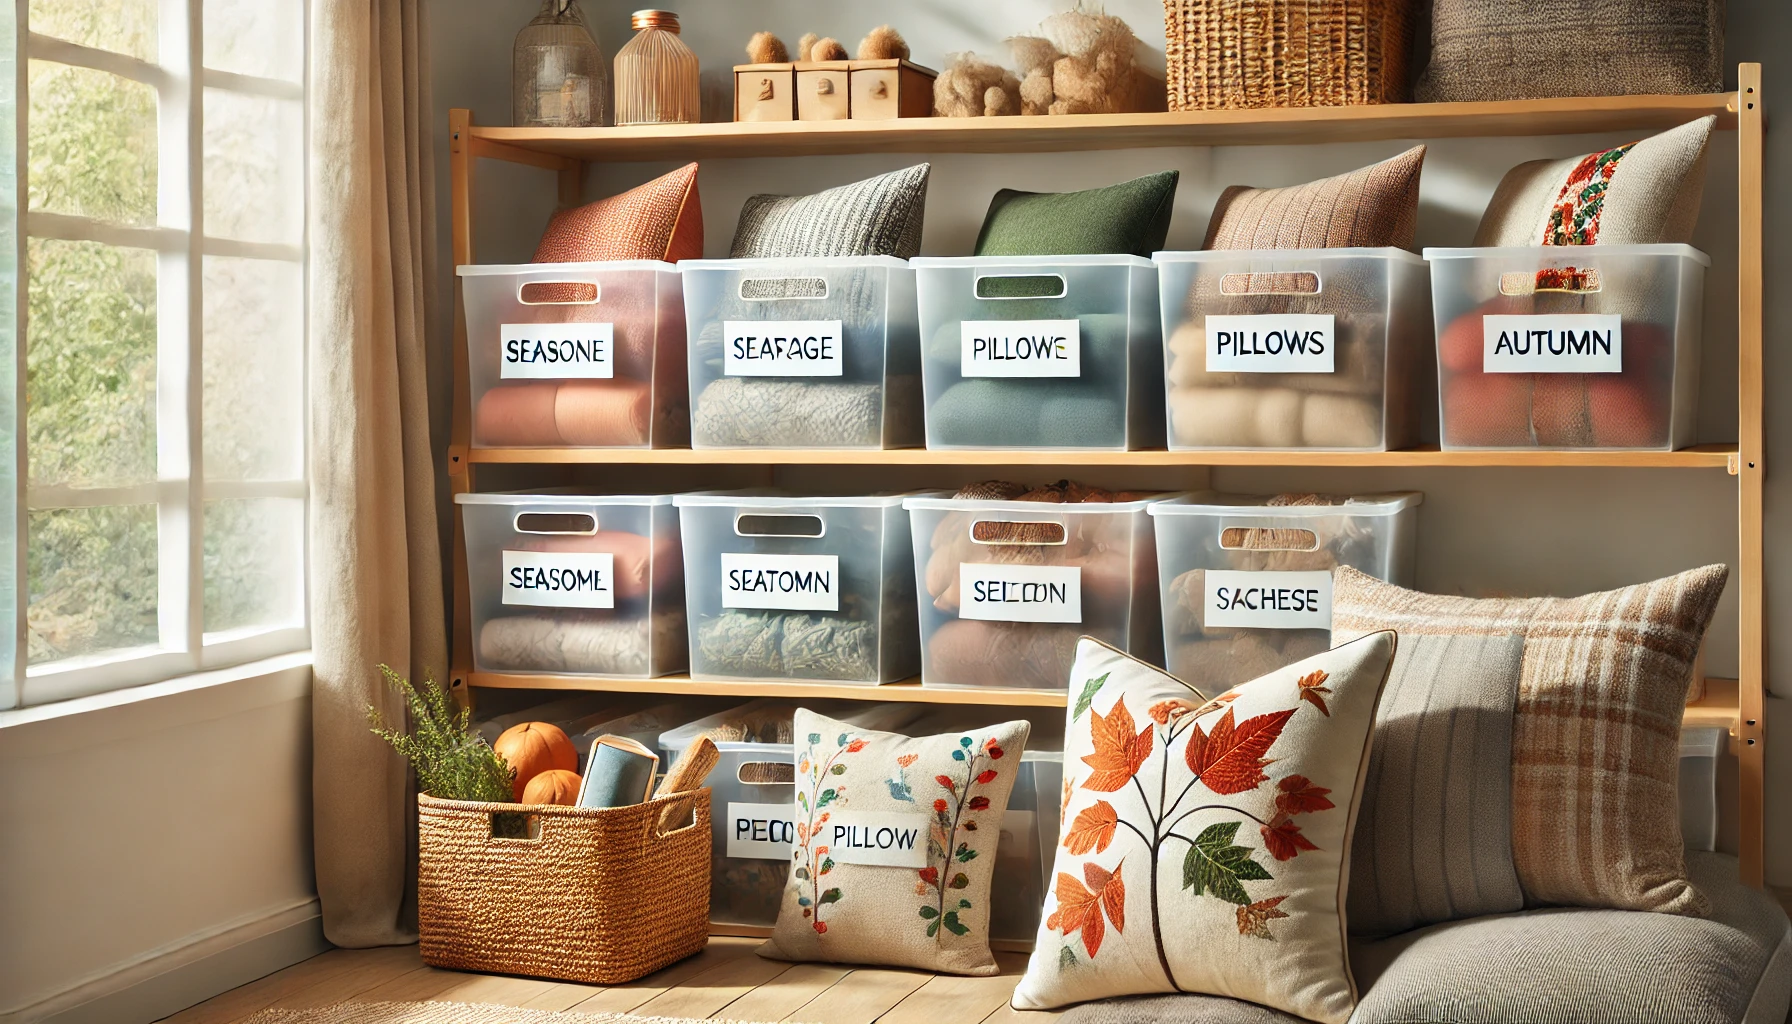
[513,0,609,128]
[614,10,701,125]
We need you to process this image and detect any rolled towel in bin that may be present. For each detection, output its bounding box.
[475,382,563,445]
[555,377,652,446]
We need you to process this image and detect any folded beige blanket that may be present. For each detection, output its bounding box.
[478,610,684,676]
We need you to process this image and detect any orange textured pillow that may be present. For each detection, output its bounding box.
[1202,146,1426,251]
[533,162,702,263]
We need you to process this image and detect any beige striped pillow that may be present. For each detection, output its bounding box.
[1201,146,1426,251]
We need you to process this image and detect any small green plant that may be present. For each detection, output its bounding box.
[367,665,515,803]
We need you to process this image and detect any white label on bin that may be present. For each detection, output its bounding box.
[958,563,1082,624]
[724,319,845,377]
[1205,314,1336,373]
[1482,314,1622,373]
[501,550,615,608]
[499,322,615,379]
[721,553,841,612]
[727,802,797,860]
[1204,570,1331,630]
[961,319,1081,378]
[825,810,931,868]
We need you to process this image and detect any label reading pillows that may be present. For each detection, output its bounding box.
[501,550,616,609]
[724,319,845,377]
[721,553,841,612]
[1482,314,1623,373]
[500,322,615,379]
[962,319,1081,378]
[1206,314,1336,373]
[1204,570,1331,629]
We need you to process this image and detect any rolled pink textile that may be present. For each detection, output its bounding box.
[474,382,562,445]
[554,378,652,446]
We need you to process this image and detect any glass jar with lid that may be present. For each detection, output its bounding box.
[614,10,701,125]
[513,0,609,127]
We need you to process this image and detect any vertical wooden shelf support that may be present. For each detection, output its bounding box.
[1736,63,1766,887]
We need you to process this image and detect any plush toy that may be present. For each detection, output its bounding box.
[745,31,789,64]
[1009,35,1059,115]
[1042,9,1152,115]
[857,25,910,61]
[933,52,1021,116]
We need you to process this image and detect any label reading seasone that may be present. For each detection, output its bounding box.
[501,550,615,609]
[1205,314,1336,373]
[825,810,931,867]
[500,322,614,379]
[958,563,1082,624]
[962,319,1081,378]
[721,553,841,612]
[727,802,796,860]
[724,319,845,377]
[1482,314,1623,373]
[1204,570,1331,630]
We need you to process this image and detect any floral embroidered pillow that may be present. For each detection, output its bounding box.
[758,709,1031,976]
[1011,633,1396,1024]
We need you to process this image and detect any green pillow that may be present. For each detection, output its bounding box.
[972,170,1179,257]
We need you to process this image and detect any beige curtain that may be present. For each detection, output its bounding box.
[309,0,444,947]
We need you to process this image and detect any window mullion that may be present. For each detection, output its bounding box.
[5,0,25,709]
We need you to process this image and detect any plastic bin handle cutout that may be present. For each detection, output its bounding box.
[1220,271,1320,296]
[1218,526,1319,552]
[734,513,826,539]
[975,273,1067,300]
[738,761,797,784]
[970,519,1068,546]
[518,280,601,305]
[514,511,599,535]
[740,276,829,301]
[1501,268,1603,296]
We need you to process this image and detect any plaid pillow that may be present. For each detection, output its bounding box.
[730,164,930,259]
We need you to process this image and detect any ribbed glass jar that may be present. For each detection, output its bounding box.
[512,0,609,128]
[613,10,700,125]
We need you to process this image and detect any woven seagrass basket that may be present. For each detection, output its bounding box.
[417,789,711,984]
[1163,0,1414,110]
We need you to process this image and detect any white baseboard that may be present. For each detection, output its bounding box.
[2,900,331,1024]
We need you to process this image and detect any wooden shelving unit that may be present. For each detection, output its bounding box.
[448,69,1766,884]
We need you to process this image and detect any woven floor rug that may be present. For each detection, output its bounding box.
[244,1003,775,1024]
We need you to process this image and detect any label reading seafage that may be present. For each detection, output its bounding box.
[501,550,615,609]
[723,319,845,377]
[957,563,1082,624]
[726,801,797,860]
[1482,314,1623,373]
[1205,314,1336,373]
[961,319,1081,378]
[720,553,841,612]
[1204,570,1331,630]
[824,810,932,868]
[500,322,615,379]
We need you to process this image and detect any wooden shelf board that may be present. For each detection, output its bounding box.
[468,93,1738,161]
[1687,676,1743,734]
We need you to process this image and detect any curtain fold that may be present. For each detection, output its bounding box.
[309,0,444,947]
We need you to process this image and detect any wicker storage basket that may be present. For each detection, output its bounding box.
[1163,0,1414,110]
[417,789,711,984]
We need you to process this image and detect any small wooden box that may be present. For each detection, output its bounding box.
[848,59,935,120]
[795,61,851,120]
[734,64,795,122]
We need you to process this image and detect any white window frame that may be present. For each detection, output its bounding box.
[11,0,310,707]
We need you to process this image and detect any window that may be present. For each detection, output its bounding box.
[4,0,308,708]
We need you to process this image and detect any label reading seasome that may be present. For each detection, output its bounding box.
[1205,314,1336,373]
[724,319,845,377]
[1205,570,1331,629]
[501,550,615,609]
[727,801,796,860]
[500,322,615,379]
[721,553,841,612]
[958,563,1082,624]
[1482,314,1622,373]
[826,810,931,868]
[961,319,1081,378]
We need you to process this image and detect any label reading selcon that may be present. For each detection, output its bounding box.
[1205,314,1336,373]
[957,563,1082,624]
[501,550,615,609]
[726,801,796,860]
[724,319,845,377]
[823,810,931,867]
[961,319,1081,378]
[1203,570,1331,630]
[1482,314,1623,373]
[721,553,841,612]
[500,322,614,379]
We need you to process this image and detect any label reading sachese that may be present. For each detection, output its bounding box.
[1482,314,1622,373]
[500,322,614,379]
[724,319,845,377]
[958,563,1082,624]
[1204,570,1330,630]
[961,319,1081,378]
[1205,314,1335,373]
[501,550,615,609]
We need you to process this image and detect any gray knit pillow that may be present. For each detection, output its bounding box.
[730,164,930,259]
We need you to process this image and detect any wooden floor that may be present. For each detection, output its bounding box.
[158,938,1059,1024]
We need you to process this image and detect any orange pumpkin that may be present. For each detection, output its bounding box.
[521,768,582,806]
[493,722,577,800]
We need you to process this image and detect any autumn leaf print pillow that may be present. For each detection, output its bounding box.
[1012,632,1396,1024]
[757,708,1032,976]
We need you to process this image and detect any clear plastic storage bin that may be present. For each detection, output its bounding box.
[682,257,922,449]
[1426,244,1706,450]
[913,255,1164,450]
[674,492,941,684]
[1150,493,1421,694]
[457,491,685,678]
[904,493,1168,690]
[1680,726,1725,852]
[1155,248,1430,451]
[459,261,687,449]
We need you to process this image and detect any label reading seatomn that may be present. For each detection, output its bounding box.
[1482,314,1623,373]
[500,322,614,379]
[826,810,931,868]
[726,802,796,860]
[501,550,615,609]
[1204,570,1331,629]
[724,319,845,377]
[962,319,1080,378]
[721,553,840,612]
[1205,314,1336,373]
[958,563,1082,624]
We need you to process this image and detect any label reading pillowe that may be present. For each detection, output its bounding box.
[727,802,797,860]
[1205,314,1336,373]
[825,810,931,868]
[724,319,845,377]
[721,553,841,612]
[500,322,615,379]
[1203,570,1331,630]
[1482,314,1623,373]
[961,319,1081,378]
[958,563,1082,624]
[501,550,615,609]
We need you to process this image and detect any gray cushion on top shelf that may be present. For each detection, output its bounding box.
[729,163,930,259]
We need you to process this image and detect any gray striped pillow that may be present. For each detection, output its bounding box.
[730,163,930,259]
